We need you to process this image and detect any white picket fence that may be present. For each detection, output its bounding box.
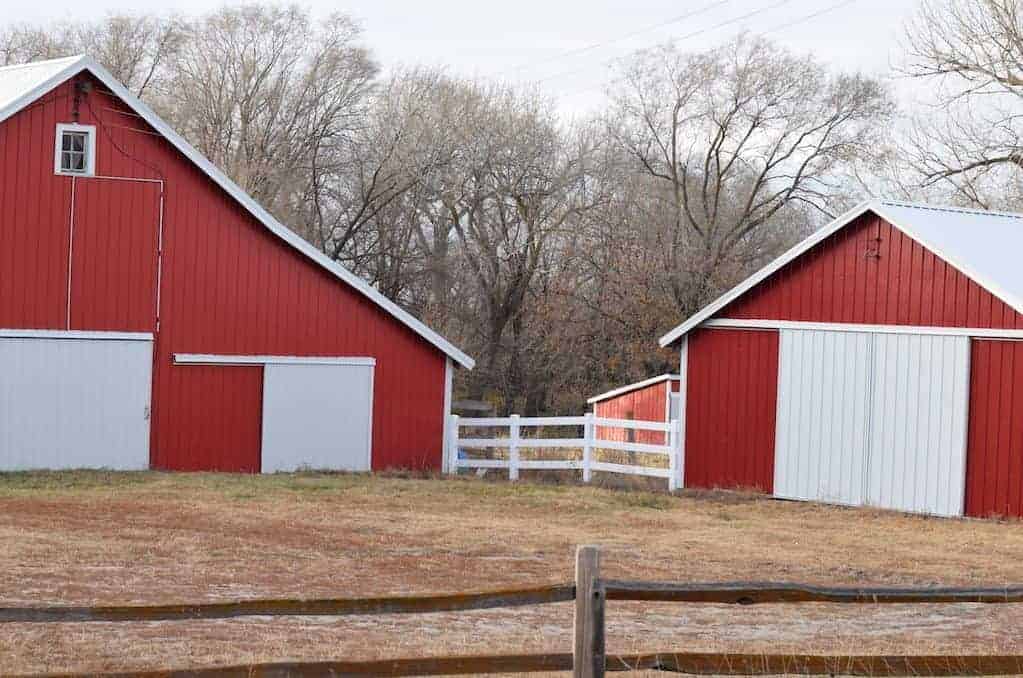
[445,413,683,490]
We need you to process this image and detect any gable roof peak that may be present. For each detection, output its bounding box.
[0,55,474,369]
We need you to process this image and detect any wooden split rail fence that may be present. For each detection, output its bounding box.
[4,546,1023,676]
[447,414,684,490]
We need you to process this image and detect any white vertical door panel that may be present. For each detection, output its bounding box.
[261,363,374,472]
[867,334,969,516]
[775,330,873,505]
[0,337,152,470]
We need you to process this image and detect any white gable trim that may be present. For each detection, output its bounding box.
[0,56,474,369]
[587,373,680,405]
[658,199,1023,347]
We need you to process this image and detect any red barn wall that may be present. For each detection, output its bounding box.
[684,328,778,492]
[594,380,671,445]
[965,340,1023,519]
[722,213,1023,328]
[0,75,448,472]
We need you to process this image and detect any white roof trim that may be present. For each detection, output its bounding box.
[587,373,680,404]
[174,353,375,366]
[0,56,474,369]
[658,199,1023,347]
[0,328,152,341]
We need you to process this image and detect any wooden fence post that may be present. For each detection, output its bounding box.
[582,413,594,483]
[509,414,520,481]
[447,414,459,474]
[573,545,605,678]
[668,418,679,492]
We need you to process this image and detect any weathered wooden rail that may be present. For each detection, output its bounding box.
[5,546,1023,677]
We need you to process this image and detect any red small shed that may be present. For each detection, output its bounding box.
[0,56,474,474]
[588,375,680,445]
[660,201,1023,519]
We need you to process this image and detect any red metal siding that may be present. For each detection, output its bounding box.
[965,340,1023,518]
[685,328,778,492]
[0,75,448,472]
[594,381,669,445]
[722,213,1023,328]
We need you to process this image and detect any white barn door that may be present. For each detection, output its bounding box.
[867,334,970,516]
[0,333,152,470]
[775,329,970,516]
[774,330,873,506]
[260,362,374,472]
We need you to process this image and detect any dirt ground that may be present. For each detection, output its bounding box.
[1,470,1022,676]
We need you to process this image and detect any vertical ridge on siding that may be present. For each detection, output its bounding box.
[967,340,1023,518]
[685,328,778,492]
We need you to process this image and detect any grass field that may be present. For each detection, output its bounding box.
[1,470,1022,676]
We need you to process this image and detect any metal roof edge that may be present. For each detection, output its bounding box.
[587,373,681,404]
[658,201,877,347]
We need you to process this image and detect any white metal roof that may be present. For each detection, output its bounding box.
[659,200,1023,347]
[587,374,680,404]
[0,56,475,369]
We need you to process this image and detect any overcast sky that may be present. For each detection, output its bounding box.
[11,0,922,116]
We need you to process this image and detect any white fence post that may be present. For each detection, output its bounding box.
[667,418,680,491]
[447,414,459,474]
[582,412,594,483]
[509,414,520,481]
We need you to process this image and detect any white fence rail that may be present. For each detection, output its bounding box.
[446,413,683,490]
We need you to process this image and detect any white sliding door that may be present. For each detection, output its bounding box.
[261,362,374,472]
[0,333,152,470]
[867,334,969,517]
[774,329,970,516]
[775,330,873,506]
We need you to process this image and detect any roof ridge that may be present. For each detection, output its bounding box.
[879,199,1023,221]
[0,55,84,73]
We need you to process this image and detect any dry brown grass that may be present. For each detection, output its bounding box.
[0,470,1022,676]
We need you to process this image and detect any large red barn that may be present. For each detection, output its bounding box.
[661,201,1023,519]
[0,56,473,473]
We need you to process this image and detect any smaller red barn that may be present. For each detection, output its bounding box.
[588,375,681,445]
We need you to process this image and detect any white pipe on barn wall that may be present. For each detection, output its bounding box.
[676,336,688,489]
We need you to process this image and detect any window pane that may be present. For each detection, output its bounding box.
[61,134,72,151]
[71,153,85,171]
[71,134,85,152]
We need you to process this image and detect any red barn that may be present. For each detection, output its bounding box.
[0,55,473,473]
[587,375,680,445]
[661,201,1023,519]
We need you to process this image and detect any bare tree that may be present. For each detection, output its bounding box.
[608,33,893,315]
[0,14,183,97]
[165,5,377,222]
[901,0,1023,207]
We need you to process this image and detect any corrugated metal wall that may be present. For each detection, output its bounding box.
[966,340,1023,518]
[775,330,873,506]
[775,330,970,516]
[723,213,1023,329]
[0,75,448,472]
[684,328,778,492]
[594,381,670,444]
[0,336,152,470]
[867,333,969,516]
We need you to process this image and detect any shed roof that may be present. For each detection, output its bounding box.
[587,374,680,405]
[659,200,1023,347]
[0,56,475,369]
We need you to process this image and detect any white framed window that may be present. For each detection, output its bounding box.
[54,123,96,176]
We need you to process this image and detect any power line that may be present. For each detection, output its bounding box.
[555,0,862,98]
[502,0,734,76]
[530,0,798,86]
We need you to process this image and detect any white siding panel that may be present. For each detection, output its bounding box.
[866,334,969,516]
[261,363,374,473]
[775,330,872,505]
[0,336,152,470]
